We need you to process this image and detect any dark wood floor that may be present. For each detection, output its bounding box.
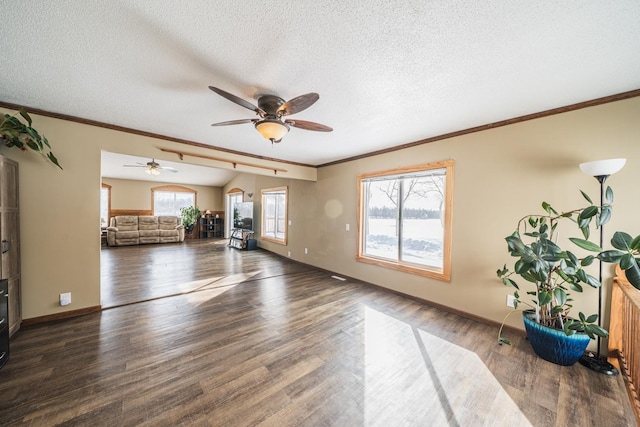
[100,239,313,308]
[1,240,636,426]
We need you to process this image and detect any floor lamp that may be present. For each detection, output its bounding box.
[578,158,626,376]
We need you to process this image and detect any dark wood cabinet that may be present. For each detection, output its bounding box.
[0,279,8,369]
[0,155,20,339]
[200,216,223,238]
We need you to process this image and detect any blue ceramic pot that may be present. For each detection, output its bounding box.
[522,311,590,366]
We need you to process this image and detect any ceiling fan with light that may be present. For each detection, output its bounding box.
[209,86,333,144]
[123,159,178,175]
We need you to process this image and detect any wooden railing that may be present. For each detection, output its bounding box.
[609,265,640,424]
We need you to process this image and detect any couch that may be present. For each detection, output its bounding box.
[106,216,185,246]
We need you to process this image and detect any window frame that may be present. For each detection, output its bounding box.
[226,188,244,238]
[356,160,454,281]
[101,183,111,228]
[260,186,288,245]
[151,185,197,217]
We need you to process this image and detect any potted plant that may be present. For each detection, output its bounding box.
[496,186,630,365]
[180,206,201,233]
[0,108,62,169]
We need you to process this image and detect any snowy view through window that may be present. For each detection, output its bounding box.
[154,191,195,216]
[363,170,445,269]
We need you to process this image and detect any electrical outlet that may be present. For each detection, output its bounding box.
[304,248,308,255]
[345,223,350,231]
[287,251,291,257]
[60,292,71,306]
[506,295,516,308]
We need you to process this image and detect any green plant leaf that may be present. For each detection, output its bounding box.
[630,235,640,251]
[620,253,635,270]
[569,282,583,292]
[585,313,598,323]
[498,337,511,346]
[597,207,611,227]
[579,205,598,220]
[597,250,625,263]
[563,319,576,335]
[586,324,608,338]
[47,152,62,169]
[623,260,640,290]
[580,225,590,240]
[18,108,32,126]
[585,274,601,288]
[538,291,552,306]
[569,238,602,252]
[579,312,586,322]
[581,255,595,266]
[605,186,613,204]
[580,190,593,204]
[542,202,557,215]
[611,231,632,251]
[553,288,567,305]
[566,251,578,266]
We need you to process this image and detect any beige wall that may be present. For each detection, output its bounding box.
[102,177,223,213]
[0,107,316,320]
[2,97,639,343]
[227,97,640,347]
[298,97,640,342]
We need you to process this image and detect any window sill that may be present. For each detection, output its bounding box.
[356,254,450,282]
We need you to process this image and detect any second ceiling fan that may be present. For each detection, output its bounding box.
[209,86,333,143]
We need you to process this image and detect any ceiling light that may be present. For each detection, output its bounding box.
[146,167,160,175]
[255,119,289,143]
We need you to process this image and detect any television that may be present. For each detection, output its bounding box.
[233,202,253,230]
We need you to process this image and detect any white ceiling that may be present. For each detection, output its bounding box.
[1,1,639,167]
[101,151,238,186]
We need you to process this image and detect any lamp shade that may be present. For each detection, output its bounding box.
[579,158,626,177]
[255,119,289,142]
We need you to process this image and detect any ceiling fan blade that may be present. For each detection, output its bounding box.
[209,86,265,116]
[211,119,256,126]
[160,167,179,173]
[123,165,146,168]
[285,119,333,132]
[278,93,319,116]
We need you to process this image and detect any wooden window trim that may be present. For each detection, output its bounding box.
[260,186,288,245]
[356,160,454,282]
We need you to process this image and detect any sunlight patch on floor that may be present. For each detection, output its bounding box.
[363,307,531,426]
[178,271,263,305]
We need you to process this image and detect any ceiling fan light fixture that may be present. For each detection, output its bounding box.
[255,119,289,142]
[145,167,160,175]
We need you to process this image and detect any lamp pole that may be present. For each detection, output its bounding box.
[578,158,626,376]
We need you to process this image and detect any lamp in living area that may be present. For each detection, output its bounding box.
[254,119,290,143]
[578,157,626,375]
[145,166,160,175]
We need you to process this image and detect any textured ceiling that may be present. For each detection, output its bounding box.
[101,152,238,186]
[1,1,639,166]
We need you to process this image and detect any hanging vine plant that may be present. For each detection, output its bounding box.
[0,108,62,169]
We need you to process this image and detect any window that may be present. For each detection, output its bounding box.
[357,160,454,281]
[151,185,197,216]
[227,189,244,237]
[261,187,288,245]
[100,183,111,227]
